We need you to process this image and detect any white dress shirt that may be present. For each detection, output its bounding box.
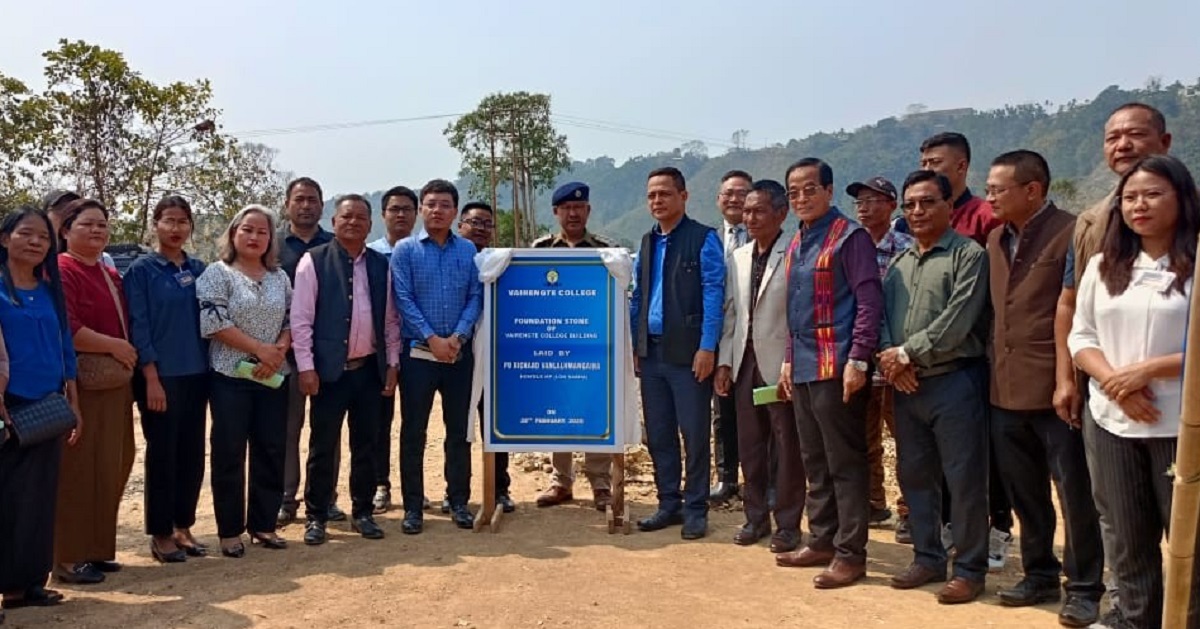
[1068,252,1190,438]
[722,219,747,253]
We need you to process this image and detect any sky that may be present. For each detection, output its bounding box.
[2,0,1199,198]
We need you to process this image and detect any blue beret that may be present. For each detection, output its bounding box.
[552,182,589,206]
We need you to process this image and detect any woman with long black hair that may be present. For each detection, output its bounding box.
[1069,154,1200,629]
[0,206,80,616]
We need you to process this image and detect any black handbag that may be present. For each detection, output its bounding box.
[6,393,77,448]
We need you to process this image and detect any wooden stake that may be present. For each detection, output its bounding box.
[1164,248,1200,628]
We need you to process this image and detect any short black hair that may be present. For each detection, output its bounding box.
[750,179,788,214]
[461,201,493,216]
[920,132,972,163]
[381,186,418,212]
[153,195,193,222]
[647,166,686,191]
[285,177,323,202]
[1109,102,1167,135]
[720,169,753,185]
[420,179,459,208]
[901,170,953,201]
[784,158,833,187]
[991,150,1051,194]
[334,193,372,212]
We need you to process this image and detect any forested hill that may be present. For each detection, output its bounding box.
[331,80,1200,247]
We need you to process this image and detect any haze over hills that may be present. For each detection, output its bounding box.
[325,80,1200,247]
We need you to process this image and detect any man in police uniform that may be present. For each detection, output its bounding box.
[532,182,619,511]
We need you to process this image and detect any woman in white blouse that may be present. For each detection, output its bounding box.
[1067,154,1200,629]
[196,205,292,558]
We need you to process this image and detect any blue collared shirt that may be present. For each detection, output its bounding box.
[630,222,725,352]
[390,229,483,342]
[123,252,209,378]
[0,280,76,399]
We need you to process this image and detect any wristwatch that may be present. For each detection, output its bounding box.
[453,333,469,345]
[896,347,911,365]
[848,359,869,373]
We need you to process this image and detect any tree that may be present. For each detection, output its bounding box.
[444,92,570,246]
[0,40,286,243]
[730,129,749,152]
[681,140,709,158]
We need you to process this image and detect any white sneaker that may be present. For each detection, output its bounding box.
[940,523,954,552]
[988,527,1013,572]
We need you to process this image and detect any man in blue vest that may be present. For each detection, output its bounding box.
[631,166,725,540]
[774,158,882,589]
[291,194,400,544]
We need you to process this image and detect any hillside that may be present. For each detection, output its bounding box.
[328,80,1200,247]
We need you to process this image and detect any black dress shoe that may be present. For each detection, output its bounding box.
[2,586,63,609]
[450,505,475,529]
[402,510,424,535]
[496,493,516,513]
[304,520,327,545]
[150,540,187,564]
[277,506,297,526]
[997,578,1061,607]
[681,517,707,540]
[327,503,347,522]
[88,560,121,573]
[733,521,771,545]
[769,529,801,553]
[709,482,738,503]
[352,516,385,540]
[55,563,104,585]
[1057,593,1100,627]
[637,510,684,532]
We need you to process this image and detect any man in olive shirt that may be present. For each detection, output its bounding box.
[878,170,990,605]
[531,182,617,511]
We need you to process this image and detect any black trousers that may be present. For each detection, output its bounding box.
[477,397,510,494]
[399,347,473,512]
[894,364,990,581]
[713,389,739,484]
[991,407,1104,596]
[791,378,870,562]
[305,363,382,522]
[136,373,209,537]
[1086,414,1200,629]
[375,393,395,489]
[209,372,288,538]
[0,394,62,592]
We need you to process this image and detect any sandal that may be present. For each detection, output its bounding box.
[219,537,245,559]
[174,530,208,557]
[249,532,287,549]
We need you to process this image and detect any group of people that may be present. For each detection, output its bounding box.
[0,100,1195,629]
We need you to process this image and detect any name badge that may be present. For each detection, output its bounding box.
[1135,270,1174,292]
[174,270,195,288]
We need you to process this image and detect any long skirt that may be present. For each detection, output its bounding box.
[0,396,64,591]
[53,384,135,564]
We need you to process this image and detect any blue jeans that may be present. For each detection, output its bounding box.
[639,342,712,519]
[894,363,990,581]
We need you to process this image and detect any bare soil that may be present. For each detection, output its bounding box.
[8,398,1068,628]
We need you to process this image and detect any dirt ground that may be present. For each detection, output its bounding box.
[8,397,1072,629]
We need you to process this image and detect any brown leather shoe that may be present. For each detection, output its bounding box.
[536,486,573,508]
[937,577,984,604]
[813,558,867,589]
[890,562,947,590]
[592,488,612,511]
[775,546,835,568]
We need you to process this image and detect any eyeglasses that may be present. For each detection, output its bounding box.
[983,183,1028,197]
[423,201,456,212]
[462,218,495,230]
[901,197,946,212]
[385,206,417,215]
[719,190,750,200]
[786,185,823,200]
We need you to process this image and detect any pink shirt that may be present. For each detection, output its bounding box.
[291,248,401,373]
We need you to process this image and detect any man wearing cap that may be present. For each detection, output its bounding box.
[532,182,618,510]
[847,176,914,540]
[43,190,116,270]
